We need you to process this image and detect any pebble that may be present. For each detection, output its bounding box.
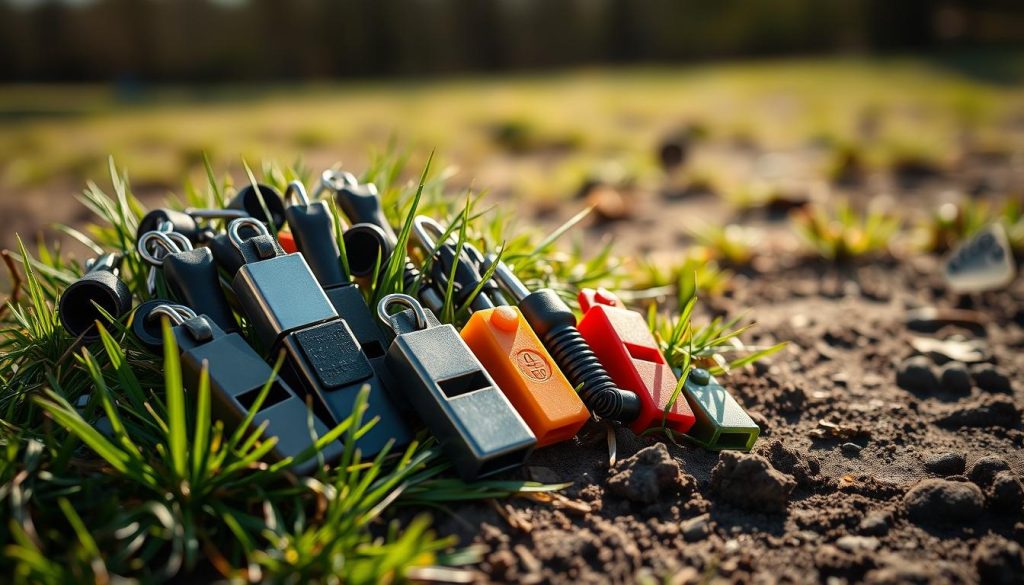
[841,442,863,457]
[972,364,1013,394]
[896,356,938,392]
[835,535,880,553]
[858,510,892,536]
[987,471,1024,512]
[680,514,711,542]
[939,362,973,394]
[923,452,967,476]
[969,456,1012,487]
[710,451,796,513]
[903,478,985,525]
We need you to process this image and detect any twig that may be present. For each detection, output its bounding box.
[0,249,23,318]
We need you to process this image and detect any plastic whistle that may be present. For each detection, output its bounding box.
[576,288,696,435]
[461,306,590,447]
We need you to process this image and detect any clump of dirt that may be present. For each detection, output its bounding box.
[607,444,696,504]
[709,451,797,512]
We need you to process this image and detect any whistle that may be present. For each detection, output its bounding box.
[136,302,344,474]
[576,288,696,436]
[379,294,536,480]
[226,218,411,456]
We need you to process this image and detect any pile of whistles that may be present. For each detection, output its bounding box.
[57,170,760,480]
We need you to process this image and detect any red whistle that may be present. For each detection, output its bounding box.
[277,231,299,254]
[576,288,696,435]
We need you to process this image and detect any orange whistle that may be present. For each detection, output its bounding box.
[461,306,590,447]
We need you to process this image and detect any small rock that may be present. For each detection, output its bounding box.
[974,537,1024,585]
[607,443,695,504]
[836,535,880,553]
[858,510,892,536]
[936,395,1021,429]
[924,451,967,476]
[585,185,631,223]
[939,362,973,394]
[896,356,938,392]
[987,471,1024,513]
[710,451,796,513]
[969,456,1012,487]
[841,442,863,457]
[903,478,985,525]
[680,513,711,542]
[973,364,1013,393]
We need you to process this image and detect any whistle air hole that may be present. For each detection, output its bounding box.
[715,432,755,450]
[235,381,292,412]
[438,370,491,398]
[60,285,119,336]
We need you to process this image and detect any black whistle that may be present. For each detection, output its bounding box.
[58,253,133,341]
[283,181,391,363]
[137,231,238,333]
[317,170,396,241]
[486,256,642,423]
[134,301,343,475]
[378,294,536,480]
[412,216,508,312]
[315,170,444,312]
[226,217,411,456]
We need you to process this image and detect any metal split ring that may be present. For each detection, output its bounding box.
[284,180,311,206]
[227,217,271,251]
[377,293,428,332]
[147,303,197,326]
[137,230,193,266]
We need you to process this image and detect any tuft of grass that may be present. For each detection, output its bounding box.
[792,198,900,262]
[0,148,779,582]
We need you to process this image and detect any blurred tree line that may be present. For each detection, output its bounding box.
[1,0,1022,82]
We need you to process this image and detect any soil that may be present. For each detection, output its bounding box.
[427,247,1024,583]
[424,154,1024,583]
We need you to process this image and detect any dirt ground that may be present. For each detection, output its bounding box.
[420,148,1024,583]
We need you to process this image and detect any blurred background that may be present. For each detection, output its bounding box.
[1,0,1024,266]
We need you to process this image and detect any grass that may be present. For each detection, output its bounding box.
[0,150,778,583]
[792,197,901,263]
[3,55,1024,202]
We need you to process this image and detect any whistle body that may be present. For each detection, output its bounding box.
[680,368,759,451]
[384,306,536,480]
[461,306,588,447]
[232,252,411,456]
[577,289,696,435]
[171,317,344,475]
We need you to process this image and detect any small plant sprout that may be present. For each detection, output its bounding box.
[793,197,901,262]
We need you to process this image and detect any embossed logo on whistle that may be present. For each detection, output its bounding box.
[515,349,552,382]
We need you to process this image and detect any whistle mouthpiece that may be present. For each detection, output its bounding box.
[58,255,133,340]
[343,223,395,278]
[227,183,286,232]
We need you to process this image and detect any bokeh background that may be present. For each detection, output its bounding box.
[2,0,1024,265]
